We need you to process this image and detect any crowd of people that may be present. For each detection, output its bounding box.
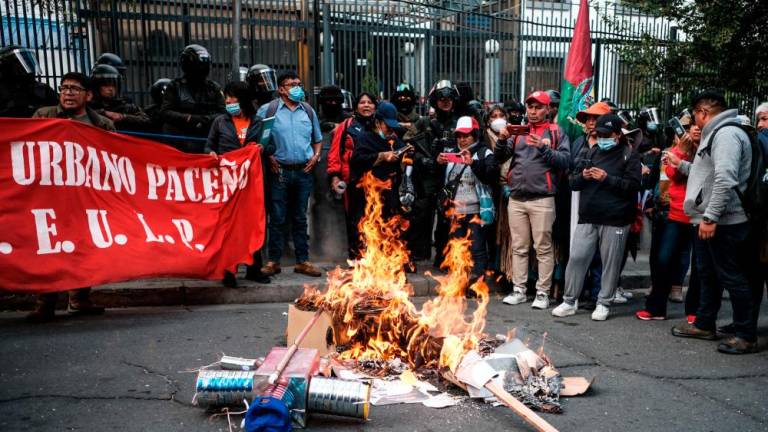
[1,44,766,355]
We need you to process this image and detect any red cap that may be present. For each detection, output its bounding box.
[454,116,480,134]
[525,90,551,106]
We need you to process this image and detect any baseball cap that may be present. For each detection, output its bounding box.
[374,101,401,129]
[454,116,480,134]
[594,114,624,135]
[576,102,612,123]
[525,90,551,106]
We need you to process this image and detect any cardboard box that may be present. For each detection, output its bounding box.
[286,305,337,356]
[254,347,320,428]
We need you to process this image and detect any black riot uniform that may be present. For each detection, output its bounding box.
[89,64,150,132]
[160,44,225,153]
[246,63,278,108]
[0,46,57,118]
[402,80,460,263]
[143,78,171,134]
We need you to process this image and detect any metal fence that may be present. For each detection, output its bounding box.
[2,0,694,116]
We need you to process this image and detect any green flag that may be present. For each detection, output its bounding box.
[557,0,595,140]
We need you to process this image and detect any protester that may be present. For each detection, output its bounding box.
[403,80,460,264]
[327,92,378,258]
[350,101,408,218]
[143,78,171,134]
[637,116,699,320]
[27,71,113,322]
[496,90,571,310]
[551,114,641,321]
[436,116,499,277]
[670,90,758,354]
[0,45,57,118]
[89,64,150,132]
[205,81,273,286]
[256,71,324,278]
[160,44,225,153]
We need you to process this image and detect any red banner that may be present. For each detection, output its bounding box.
[0,118,265,292]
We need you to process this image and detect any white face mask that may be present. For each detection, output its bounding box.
[490,118,508,133]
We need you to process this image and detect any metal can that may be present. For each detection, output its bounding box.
[195,370,255,407]
[307,377,371,420]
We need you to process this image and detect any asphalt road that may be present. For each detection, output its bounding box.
[1,294,766,432]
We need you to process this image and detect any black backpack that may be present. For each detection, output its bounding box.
[704,124,768,222]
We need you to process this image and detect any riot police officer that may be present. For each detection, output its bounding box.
[245,63,278,108]
[143,78,171,133]
[160,44,225,153]
[403,80,460,264]
[89,63,150,132]
[391,82,421,138]
[0,45,57,118]
[317,85,349,132]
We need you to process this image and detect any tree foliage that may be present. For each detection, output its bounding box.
[361,49,379,97]
[608,0,768,104]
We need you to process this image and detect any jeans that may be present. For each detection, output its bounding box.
[694,222,757,341]
[452,215,488,276]
[267,168,313,264]
[645,219,694,316]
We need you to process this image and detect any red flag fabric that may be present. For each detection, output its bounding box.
[0,118,265,292]
[563,0,593,86]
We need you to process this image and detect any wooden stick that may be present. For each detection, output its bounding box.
[268,307,325,384]
[484,381,559,432]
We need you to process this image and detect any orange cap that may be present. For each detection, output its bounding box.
[576,102,612,123]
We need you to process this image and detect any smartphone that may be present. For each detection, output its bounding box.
[506,124,530,135]
[668,117,685,138]
[393,144,414,158]
[441,152,465,164]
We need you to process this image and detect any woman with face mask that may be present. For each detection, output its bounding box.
[327,92,378,258]
[552,114,642,322]
[205,81,275,287]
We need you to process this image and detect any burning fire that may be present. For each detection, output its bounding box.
[299,172,489,371]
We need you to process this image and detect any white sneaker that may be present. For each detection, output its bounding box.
[531,293,549,310]
[551,302,577,317]
[618,286,633,299]
[502,292,528,305]
[612,289,628,304]
[591,304,610,321]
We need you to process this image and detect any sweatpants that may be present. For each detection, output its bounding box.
[563,223,630,307]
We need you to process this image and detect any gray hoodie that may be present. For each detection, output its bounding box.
[680,109,751,225]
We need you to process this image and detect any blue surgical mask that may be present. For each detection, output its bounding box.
[647,122,658,131]
[378,130,386,139]
[288,86,305,102]
[225,103,241,116]
[597,137,618,151]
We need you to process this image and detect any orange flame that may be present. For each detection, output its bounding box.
[300,172,489,370]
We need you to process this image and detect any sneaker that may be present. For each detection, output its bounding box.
[531,293,549,310]
[671,323,717,340]
[618,287,633,299]
[717,336,758,355]
[635,310,666,321]
[261,261,281,277]
[612,288,629,304]
[668,285,684,303]
[686,315,696,324]
[717,323,735,335]
[551,302,577,317]
[502,292,528,305]
[591,304,610,321]
[294,262,322,277]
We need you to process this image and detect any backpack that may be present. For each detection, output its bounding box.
[704,124,768,222]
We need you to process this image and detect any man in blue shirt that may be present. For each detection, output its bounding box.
[257,71,324,277]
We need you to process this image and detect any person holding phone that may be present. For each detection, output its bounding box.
[436,116,499,278]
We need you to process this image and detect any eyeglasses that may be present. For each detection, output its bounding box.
[59,85,86,94]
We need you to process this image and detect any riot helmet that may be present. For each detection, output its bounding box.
[428,79,459,109]
[246,64,277,93]
[90,64,121,99]
[95,53,127,76]
[0,46,40,79]
[546,89,561,107]
[318,85,344,117]
[150,78,172,105]
[392,82,416,115]
[179,44,211,80]
[341,89,354,114]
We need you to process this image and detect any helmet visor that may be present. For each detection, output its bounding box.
[254,69,277,92]
[0,48,40,76]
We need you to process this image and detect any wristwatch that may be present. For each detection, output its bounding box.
[702,216,714,224]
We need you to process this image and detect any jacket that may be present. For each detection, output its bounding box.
[33,105,115,131]
[205,113,275,156]
[160,77,226,152]
[679,109,751,225]
[90,96,151,132]
[570,142,642,227]
[350,132,406,214]
[403,111,458,195]
[664,146,692,224]
[327,116,370,184]
[495,121,571,199]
